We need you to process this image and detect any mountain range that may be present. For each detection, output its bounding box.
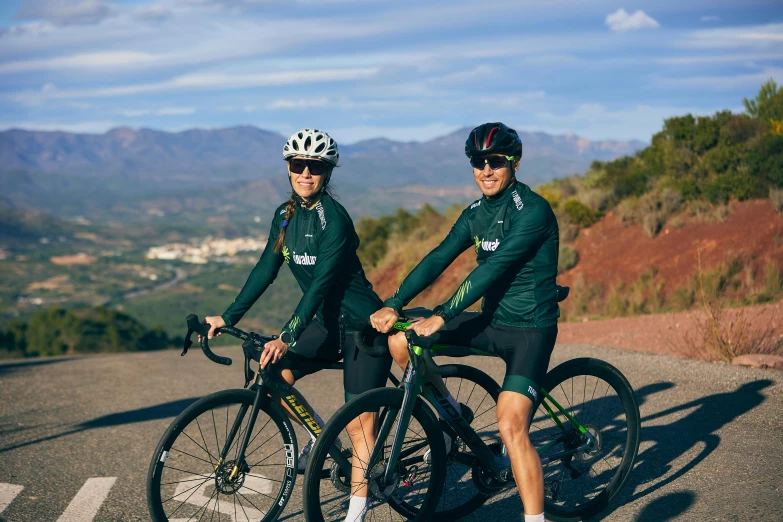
[0,126,645,219]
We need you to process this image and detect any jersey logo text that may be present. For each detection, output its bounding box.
[512,190,524,210]
[293,252,317,265]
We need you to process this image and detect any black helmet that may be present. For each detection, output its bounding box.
[464,122,523,159]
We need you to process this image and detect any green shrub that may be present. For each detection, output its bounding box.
[563,199,602,228]
[770,187,783,214]
[765,259,782,295]
[558,245,579,274]
[642,213,664,239]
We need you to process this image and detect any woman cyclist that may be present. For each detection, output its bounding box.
[202,128,391,522]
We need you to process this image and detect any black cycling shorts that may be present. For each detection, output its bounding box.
[269,319,392,402]
[430,311,557,403]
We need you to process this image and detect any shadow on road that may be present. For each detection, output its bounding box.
[455,379,772,521]
[0,356,78,376]
[597,379,773,519]
[634,490,696,521]
[0,397,199,453]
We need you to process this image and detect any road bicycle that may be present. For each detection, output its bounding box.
[302,290,641,522]
[146,314,501,522]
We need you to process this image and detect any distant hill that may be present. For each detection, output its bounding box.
[0,125,645,219]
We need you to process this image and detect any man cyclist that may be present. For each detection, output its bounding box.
[202,128,391,522]
[370,122,559,522]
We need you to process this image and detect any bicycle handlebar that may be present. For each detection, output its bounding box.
[184,314,234,365]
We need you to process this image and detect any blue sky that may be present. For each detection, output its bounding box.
[1,0,782,143]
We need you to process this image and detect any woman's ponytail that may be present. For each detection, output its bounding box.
[273,194,297,254]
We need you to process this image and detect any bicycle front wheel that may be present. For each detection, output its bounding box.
[302,387,446,522]
[534,358,641,522]
[147,388,297,522]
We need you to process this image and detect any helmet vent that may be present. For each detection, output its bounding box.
[314,142,325,153]
[304,136,312,151]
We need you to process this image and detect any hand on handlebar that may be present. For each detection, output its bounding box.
[260,337,289,369]
[370,307,399,333]
[200,315,226,342]
[409,315,445,338]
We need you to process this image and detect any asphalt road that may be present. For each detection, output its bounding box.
[1,343,781,521]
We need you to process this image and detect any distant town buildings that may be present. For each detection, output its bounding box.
[146,236,267,264]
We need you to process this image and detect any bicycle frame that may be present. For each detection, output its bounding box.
[366,327,597,486]
[216,359,403,483]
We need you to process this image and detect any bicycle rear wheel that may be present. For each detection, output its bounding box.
[302,387,446,522]
[147,389,297,522]
[533,358,640,522]
[431,364,502,520]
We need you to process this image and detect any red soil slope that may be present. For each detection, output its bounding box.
[558,199,783,294]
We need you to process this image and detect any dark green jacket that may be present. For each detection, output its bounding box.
[384,181,560,328]
[223,194,382,344]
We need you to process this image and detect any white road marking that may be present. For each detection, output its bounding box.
[169,475,271,522]
[0,483,24,513]
[56,477,117,522]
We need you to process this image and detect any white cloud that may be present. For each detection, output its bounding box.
[534,103,703,141]
[605,9,660,33]
[0,51,160,74]
[0,119,119,133]
[656,52,783,66]
[15,0,119,27]
[10,67,380,104]
[329,123,461,144]
[682,24,783,49]
[658,67,783,90]
[133,5,172,22]
[700,16,720,23]
[265,97,331,110]
[116,107,196,117]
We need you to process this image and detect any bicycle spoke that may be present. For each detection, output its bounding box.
[195,417,217,469]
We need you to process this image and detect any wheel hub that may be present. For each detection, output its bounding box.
[215,460,246,495]
[368,463,401,501]
[575,425,602,463]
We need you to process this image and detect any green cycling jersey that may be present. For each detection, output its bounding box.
[383,180,560,328]
[222,194,382,345]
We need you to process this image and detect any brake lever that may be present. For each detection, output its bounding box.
[182,326,194,356]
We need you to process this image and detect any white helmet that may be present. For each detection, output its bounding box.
[283,128,339,166]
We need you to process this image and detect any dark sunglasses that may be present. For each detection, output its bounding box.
[288,158,328,176]
[469,155,513,170]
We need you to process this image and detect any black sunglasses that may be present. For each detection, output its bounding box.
[289,158,328,176]
[469,156,512,170]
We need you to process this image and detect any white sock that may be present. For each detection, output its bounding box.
[344,495,369,522]
[524,513,545,522]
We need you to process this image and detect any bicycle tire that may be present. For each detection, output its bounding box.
[536,358,640,522]
[302,387,447,522]
[431,364,502,521]
[147,388,297,522]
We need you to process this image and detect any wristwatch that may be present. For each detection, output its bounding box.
[279,331,294,346]
[432,305,448,320]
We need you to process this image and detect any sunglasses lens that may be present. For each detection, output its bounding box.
[308,162,325,176]
[488,157,508,169]
[289,159,327,175]
[289,159,306,174]
[470,156,508,170]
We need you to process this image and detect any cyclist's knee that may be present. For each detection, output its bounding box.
[388,332,409,368]
[345,411,375,438]
[279,368,295,385]
[497,392,533,445]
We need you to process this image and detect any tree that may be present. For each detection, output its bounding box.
[743,78,783,122]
